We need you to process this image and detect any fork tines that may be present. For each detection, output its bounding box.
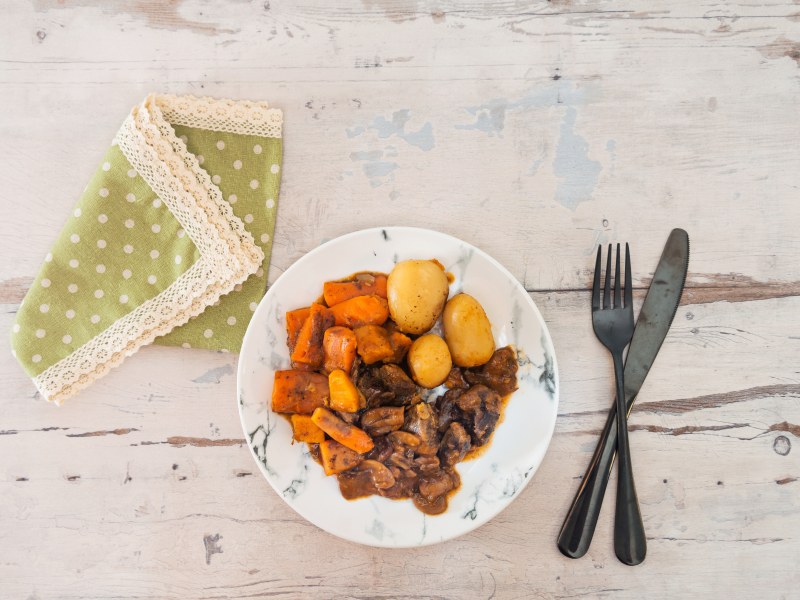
[592,243,632,311]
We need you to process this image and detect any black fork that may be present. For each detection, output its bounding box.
[591,243,646,566]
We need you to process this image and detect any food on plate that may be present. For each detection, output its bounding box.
[271,370,329,414]
[323,272,388,306]
[387,260,449,334]
[270,264,519,515]
[290,414,326,443]
[442,293,495,367]
[407,333,452,389]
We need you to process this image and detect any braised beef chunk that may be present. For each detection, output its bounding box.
[444,367,469,390]
[338,468,378,499]
[365,435,393,463]
[380,471,417,499]
[355,364,418,407]
[403,402,440,454]
[456,384,502,445]
[439,422,471,467]
[377,364,418,398]
[464,346,519,396]
[361,406,405,436]
[436,388,464,434]
[418,470,457,501]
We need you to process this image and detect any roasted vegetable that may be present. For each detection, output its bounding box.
[328,369,365,413]
[353,325,395,365]
[290,304,335,367]
[290,414,326,443]
[330,295,389,328]
[386,331,412,364]
[407,333,453,388]
[311,407,374,454]
[285,307,311,353]
[387,259,449,334]
[323,273,388,307]
[322,326,358,374]
[271,370,329,414]
[443,293,495,367]
[319,439,363,475]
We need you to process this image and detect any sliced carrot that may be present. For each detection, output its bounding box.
[319,439,363,475]
[271,370,330,414]
[323,273,388,307]
[311,407,374,454]
[353,325,395,365]
[328,369,365,413]
[290,414,326,443]
[290,304,335,367]
[330,295,389,329]
[322,326,358,374]
[285,307,311,352]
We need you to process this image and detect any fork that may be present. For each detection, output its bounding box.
[591,243,646,566]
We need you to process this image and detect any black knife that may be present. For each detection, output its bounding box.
[557,228,690,559]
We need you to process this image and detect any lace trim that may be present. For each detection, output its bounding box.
[32,94,266,404]
[155,94,283,138]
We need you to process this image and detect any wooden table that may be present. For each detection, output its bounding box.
[2,2,798,598]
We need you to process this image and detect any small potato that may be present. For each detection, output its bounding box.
[407,334,453,388]
[443,293,495,368]
[387,260,449,335]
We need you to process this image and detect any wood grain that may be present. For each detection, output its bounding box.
[1,1,798,598]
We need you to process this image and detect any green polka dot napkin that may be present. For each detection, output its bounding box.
[10,94,282,404]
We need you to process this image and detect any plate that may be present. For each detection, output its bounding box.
[237,227,559,547]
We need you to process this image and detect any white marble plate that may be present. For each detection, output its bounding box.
[237,227,559,547]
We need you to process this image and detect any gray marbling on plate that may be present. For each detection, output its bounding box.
[237,227,559,547]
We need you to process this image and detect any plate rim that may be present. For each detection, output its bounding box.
[236,226,560,547]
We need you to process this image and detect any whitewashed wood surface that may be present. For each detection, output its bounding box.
[2,1,799,598]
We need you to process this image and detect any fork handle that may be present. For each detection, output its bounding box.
[612,353,646,565]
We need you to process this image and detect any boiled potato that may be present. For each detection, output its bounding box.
[387,260,449,335]
[407,334,453,388]
[442,293,495,367]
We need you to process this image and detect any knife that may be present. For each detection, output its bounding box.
[557,228,690,559]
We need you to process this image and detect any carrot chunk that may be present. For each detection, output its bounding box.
[319,439,363,475]
[271,370,329,414]
[353,325,395,365]
[323,273,388,307]
[285,307,311,352]
[311,407,374,454]
[328,369,365,413]
[322,326,358,374]
[290,304,335,367]
[290,414,326,443]
[330,295,389,328]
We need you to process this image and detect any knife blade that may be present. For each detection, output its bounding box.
[557,228,690,559]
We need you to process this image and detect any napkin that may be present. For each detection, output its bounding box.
[10,94,283,404]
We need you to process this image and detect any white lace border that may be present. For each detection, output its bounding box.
[32,94,277,404]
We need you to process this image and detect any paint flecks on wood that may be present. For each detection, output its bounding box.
[203,534,223,565]
[67,428,138,438]
[758,36,800,66]
[165,437,244,448]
